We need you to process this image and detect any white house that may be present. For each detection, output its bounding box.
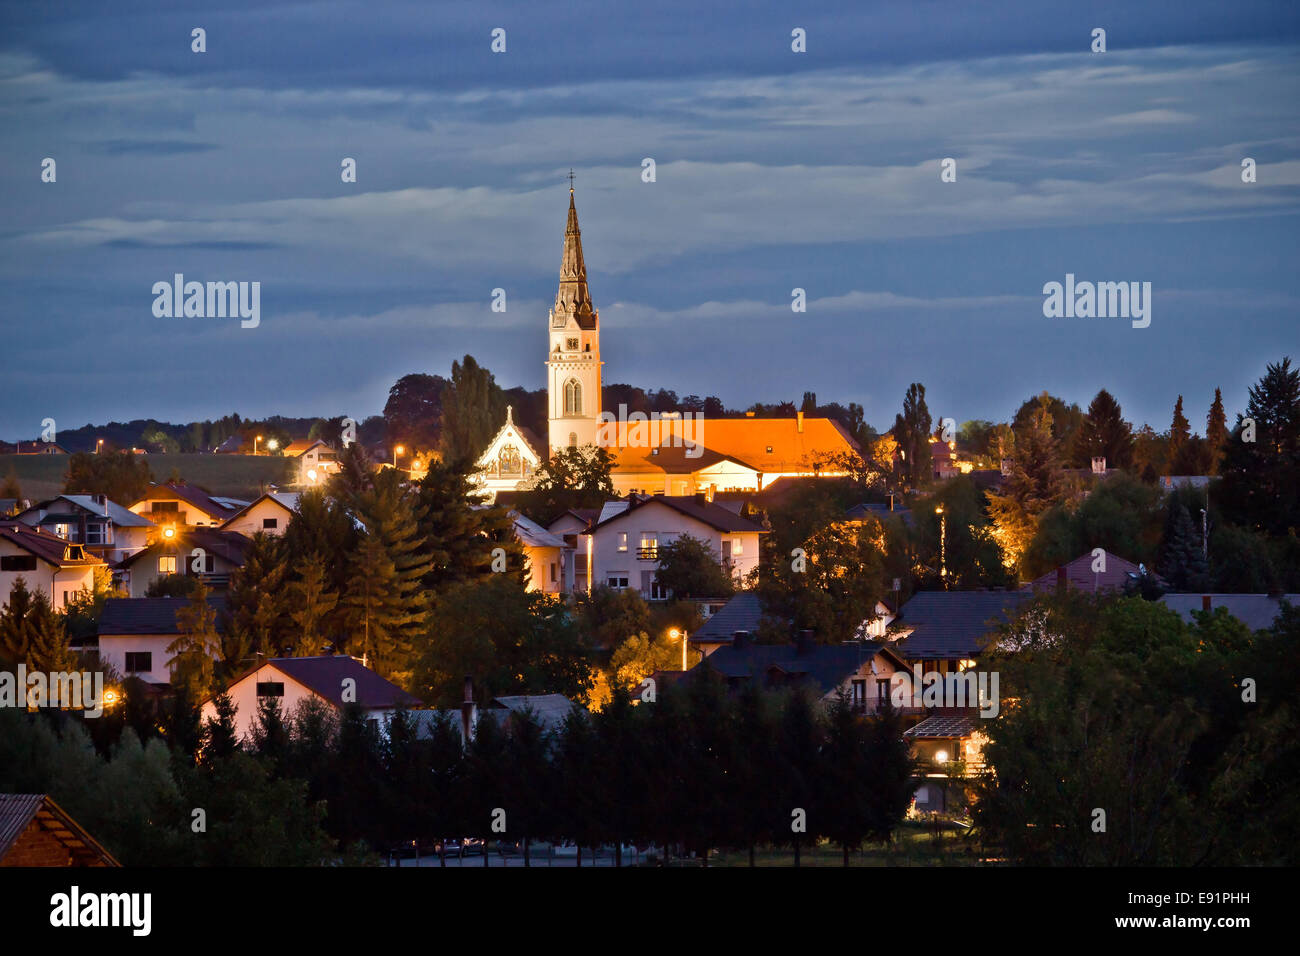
[96,596,227,684]
[511,511,572,595]
[584,494,766,599]
[129,480,241,528]
[202,656,421,742]
[14,494,154,565]
[283,440,340,487]
[220,492,300,538]
[0,521,104,611]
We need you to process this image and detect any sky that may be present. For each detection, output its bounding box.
[2,0,1298,440]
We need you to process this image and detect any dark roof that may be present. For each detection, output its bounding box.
[700,640,906,697]
[23,495,153,528]
[903,715,981,739]
[690,592,766,644]
[258,656,420,710]
[0,521,103,568]
[1160,593,1299,631]
[134,480,239,518]
[98,596,228,635]
[1025,551,1152,593]
[894,590,1033,660]
[0,793,120,866]
[489,694,584,733]
[119,527,252,568]
[589,494,767,535]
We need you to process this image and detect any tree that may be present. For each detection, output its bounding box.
[168,580,221,702]
[284,553,339,656]
[226,532,287,658]
[654,534,735,599]
[1022,472,1162,578]
[440,355,506,461]
[518,445,615,525]
[1012,392,1083,452]
[1,469,21,502]
[1218,357,1300,535]
[892,383,932,488]
[1206,388,1228,475]
[383,372,446,456]
[0,579,72,671]
[63,451,152,505]
[1072,389,1133,469]
[1167,395,1192,475]
[819,692,878,864]
[201,693,241,763]
[1159,500,1210,591]
[415,456,522,594]
[609,631,681,691]
[987,397,1063,572]
[572,585,651,651]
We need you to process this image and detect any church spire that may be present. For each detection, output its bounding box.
[553,182,596,329]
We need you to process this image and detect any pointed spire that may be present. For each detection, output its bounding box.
[553,181,596,329]
[506,404,513,425]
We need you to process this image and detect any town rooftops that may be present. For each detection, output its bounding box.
[689,592,766,645]
[118,527,253,568]
[282,439,329,457]
[700,638,907,697]
[903,715,981,739]
[893,590,1034,660]
[487,694,584,733]
[0,794,119,867]
[511,512,567,549]
[608,416,860,475]
[252,656,420,710]
[0,521,102,567]
[1160,593,1299,631]
[133,480,240,519]
[219,491,301,526]
[25,495,154,528]
[587,494,767,535]
[98,596,228,635]
[1025,551,1154,593]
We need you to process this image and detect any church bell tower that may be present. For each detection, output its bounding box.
[546,182,603,453]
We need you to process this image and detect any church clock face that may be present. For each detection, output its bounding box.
[566,337,579,351]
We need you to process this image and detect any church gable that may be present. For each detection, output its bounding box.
[476,407,543,483]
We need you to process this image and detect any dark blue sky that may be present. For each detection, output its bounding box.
[2,0,1298,439]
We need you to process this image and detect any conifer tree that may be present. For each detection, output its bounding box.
[415,457,522,594]
[1073,388,1134,469]
[987,400,1062,571]
[227,531,287,657]
[0,577,36,666]
[25,590,74,673]
[285,552,339,656]
[1206,388,1228,475]
[168,580,221,703]
[1167,396,1192,474]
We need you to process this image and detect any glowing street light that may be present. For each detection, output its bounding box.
[96,438,104,454]
[307,468,319,483]
[267,439,278,452]
[254,434,263,455]
[669,628,687,671]
[393,444,405,468]
[935,504,947,588]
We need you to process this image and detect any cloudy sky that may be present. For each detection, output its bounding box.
[2,0,1298,440]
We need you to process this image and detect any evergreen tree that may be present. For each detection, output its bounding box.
[1206,388,1228,475]
[26,591,74,673]
[1072,388,1134,469]
[415,456,522,594]
[987,399,1062,571]
[440,355,506,461]
[1219,357,1300,535]
[1160,500,1210,591]
[820,692,877,865]
[892,382,932,488]
[0,577,36,666]
[226,531,287,657]
[168,580,221,702]
[1167,396,1192,474]
[200,693,241,763]
[285,552,339,656]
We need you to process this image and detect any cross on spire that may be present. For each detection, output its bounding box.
[568,168,575,192]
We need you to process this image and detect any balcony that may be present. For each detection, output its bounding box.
[636,547,659,560]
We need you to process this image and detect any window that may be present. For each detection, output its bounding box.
[158,555,177,575]
[84,522,107,545]
[256,681,285,698]
[262,517,278,530]
[851,679,867,709]
[637,535,658,560]
[731,537,744,557]
[0,555,37,572]
[650,577,669,601]
[617,532,628,552]
[550,563,557,583]
[564,378,583,416]
[54,523,69,538]
[124,652,152,674]
[153,501,179,513]
[566,337,579,351]
[606,575,629,589]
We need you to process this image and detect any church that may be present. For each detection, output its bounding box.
[475,185,861,500]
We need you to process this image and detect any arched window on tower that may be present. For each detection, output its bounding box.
[564,378,583,416]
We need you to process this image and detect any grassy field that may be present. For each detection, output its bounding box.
[0,453,296,502]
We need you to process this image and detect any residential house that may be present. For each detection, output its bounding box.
[117,526,252,597]
[1161,592,1299,631]
[904,716,989,813]
[891,589,1034,669]
[14,494,154,565]
[546,508,598,593]
[585,493,766,600]
[6,441,68,455]
[484,694,585,735]
[129,479,241,528]
[220,492,300,538]
[1024,551,1158,594]
[202,656,421,742]
[0,521,104,611]
[283,439,341,487]
[96,596,228,684]
[511,511,571,595]
[0,794,119,867]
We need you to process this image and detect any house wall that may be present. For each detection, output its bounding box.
[127,549,242,598]
[223,499,293,538]
[0,543,97,611]
[200,664,398,742]
[824,652,903,714]
[129,496,225,527]
[98,634,177,684]
[589,502,761,598]
[523,543,564,594]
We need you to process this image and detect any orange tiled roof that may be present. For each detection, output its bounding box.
[606,417,859,475]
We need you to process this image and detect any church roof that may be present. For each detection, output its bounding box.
[608,417,860,475]
[552,188,597,331]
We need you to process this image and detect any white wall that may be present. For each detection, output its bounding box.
[223,499,292,538]
[98,634,176,684]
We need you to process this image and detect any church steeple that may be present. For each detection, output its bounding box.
[552,186,596,329]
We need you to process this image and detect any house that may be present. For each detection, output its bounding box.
[0,521,105,611]
[117,527,252,597]
[0,794,119,867]
[213,434,246,454]
[96,596,227,684]
[891,589,1033,667]
[511,511,571,595]
[129,479,241,528]
[1161,593,1299,631]
[585,493,766,599]
[546,508,598,593]
[1024,551,1158,593]
[202,656,421,742]
[220,492,300,538]
[695,630,910,713]
[687,592,766,657]
[904,716,989,813]
[282,440,340,486]
[844,500,914,528]
[7,441,68,455]
[485,694,585,735]
[14,494,154,564]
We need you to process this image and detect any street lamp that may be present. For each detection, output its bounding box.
[393,444,405,468]
[254,434,263,455]
[935,504,947,588]
[307,468,318,484]
[96,438,103,454]
[267,439,278,453]
[669,628,687,671]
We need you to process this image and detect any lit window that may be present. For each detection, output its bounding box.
[564,378,583,416]
[568,432,578,448]
[617,532,628,552]
[732,538,743,556]
[159,555,177,575]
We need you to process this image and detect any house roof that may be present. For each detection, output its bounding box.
[690,592,766,644]
[903,715,981,739]
[893,590,1033,660]
[588,494,767,535]
[0,521,103,568]
[282,439,329,457]
[118,527,253,568]
[1025,551,1152,593]
[1160,593,1299,631]
[488,694,584,733]
[700,640,907,697]
[25,495,155,528]
[607,416,860,475]
[0,793,120,866]
[98,596,228,635]
[547,508,599,532]
[511,512,567,549]
[214,435,245,453]
[133,480,240,519]
[219,492,300,528]
[255,656,420,710]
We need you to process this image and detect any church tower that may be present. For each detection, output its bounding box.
[546,184,603,453]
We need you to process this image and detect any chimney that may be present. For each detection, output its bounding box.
[694,491,709,506]
[460,676,475,746]
[795,629,815,656]
[1056,566,1067,592]
[732,630,750,650]
[796,411,804,433]
[1202,594,1212,612]
[1091,456,1107,475]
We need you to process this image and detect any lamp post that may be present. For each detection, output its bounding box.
[669,628,687,671]
[935,504,947,589]
[394,444,404,468]
[96,438,103,455]
[254,434,263,455]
